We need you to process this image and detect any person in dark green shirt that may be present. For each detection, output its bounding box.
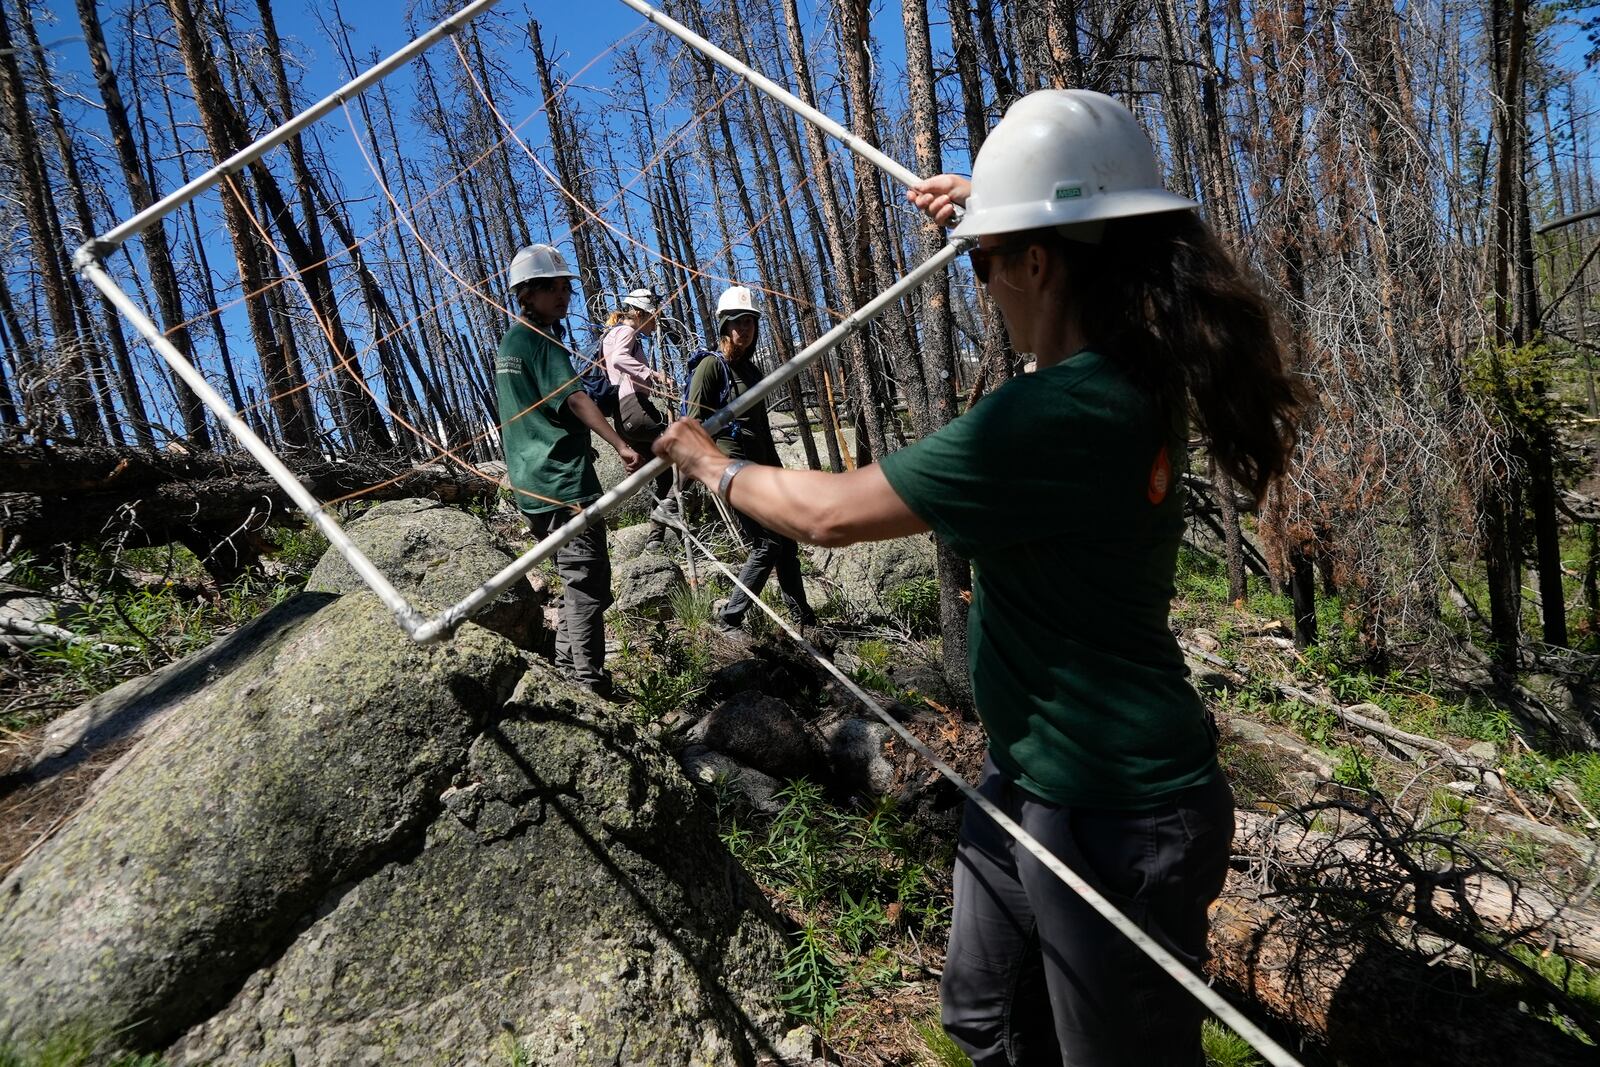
[655,92,1300,1066]
[685,285,814,634]
[495,243,641,699]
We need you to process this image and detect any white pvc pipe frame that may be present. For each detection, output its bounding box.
[72,0,957,644]
[73,5,1305,1064]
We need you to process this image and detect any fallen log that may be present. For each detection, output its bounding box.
[1233,809,1600,969]
[0,445,498,580]
[1208,810,1600,1064]
[1208,888,1598,1066]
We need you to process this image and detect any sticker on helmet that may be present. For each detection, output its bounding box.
[1054,182,1084,200]
[1148,445,1172,505]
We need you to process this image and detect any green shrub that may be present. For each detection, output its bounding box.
[267,524,329,573]
[886,576,940,636]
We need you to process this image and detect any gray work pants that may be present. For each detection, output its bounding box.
[940,754,1234,1066]
[524,509,612,689]
[721,508,813,627]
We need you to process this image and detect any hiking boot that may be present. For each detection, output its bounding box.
[582,675,622,703]
[649,498,682,529]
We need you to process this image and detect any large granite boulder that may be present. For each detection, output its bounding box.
[0,591,524,1051]
[169,669,794,1066]
[0,592,803,1065]
[808,535,936,622]
[306,497,543,649]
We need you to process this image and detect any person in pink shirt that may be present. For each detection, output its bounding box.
[604,288,679,549]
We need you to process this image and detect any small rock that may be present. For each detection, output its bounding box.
[824,718,894,796]
[678,745,784,813]
[1466,741,1498,764]
[1346,702,1392,724]
[1189,628,1221,653]
[609,521,681,560]
[693,691,820,779]
[611,554,685,620]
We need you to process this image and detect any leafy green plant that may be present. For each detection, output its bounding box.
[833,888,889,954]
[1429,787,1475,833]
[1332,745,1375,790]
[629,669,699,721]
[886,576,940,635]
[849,639,898,697]
[777,921,843,1023]
[1275,700,1336,747]
[266,524,329,574]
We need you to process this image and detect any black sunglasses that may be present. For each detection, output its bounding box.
[967,239,1035,285]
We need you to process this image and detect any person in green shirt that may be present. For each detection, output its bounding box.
[495,243,641,699]
[655,91,1300,1065]
[685,285,815,635]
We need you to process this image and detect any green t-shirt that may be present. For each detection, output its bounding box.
[686,352,778,465]
[494,322,600,514]
[878,350,1218,809]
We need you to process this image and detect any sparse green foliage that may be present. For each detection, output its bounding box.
[712,778,947,1033]
[887,576,940,635]
[0,1029,164,1067]
[668,582,717,634]
[914,1018,972,1067]
[615,625,709,723]
[1467,342,1562,439]
[1501,944,1600,1045]
[850,639,898,697]
[1429,787,1475,832]
[1201,1019,1264,1067]
[1332,745,1375,790]
[266,524,330,574]
[4,547,302,740]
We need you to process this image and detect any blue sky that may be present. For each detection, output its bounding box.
[17,0,1600,441]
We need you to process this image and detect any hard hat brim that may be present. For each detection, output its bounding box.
[950,189,1198,239]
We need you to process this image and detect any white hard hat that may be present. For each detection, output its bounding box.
[950,90,1196,240]
[716,285,760,324]
[508,243,578,289]
[622,288,660,313]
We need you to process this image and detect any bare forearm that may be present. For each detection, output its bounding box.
[688,458,926,547]
[566,393,629,454]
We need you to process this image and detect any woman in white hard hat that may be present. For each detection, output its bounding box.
[496,243,641,700]
[685,286,815,634]
[603,288,679,550]
[657,91,1299,1064]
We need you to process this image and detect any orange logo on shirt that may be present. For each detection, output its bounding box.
[1148,445,1172,504]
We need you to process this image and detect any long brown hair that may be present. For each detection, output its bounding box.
[1047,212,1300,501]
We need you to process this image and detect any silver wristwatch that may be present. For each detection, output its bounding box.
[717,459,751,502]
